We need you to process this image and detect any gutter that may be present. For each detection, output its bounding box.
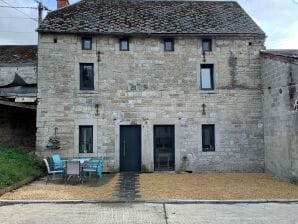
[36,30,266,39]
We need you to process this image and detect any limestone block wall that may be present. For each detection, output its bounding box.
[37,34,265,172]
[261,56,298,181]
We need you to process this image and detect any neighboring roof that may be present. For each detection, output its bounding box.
[0,45,37,66]
[0,86,37,98]
[0,73,37,98]
[38,0,265,37]
[261,50,298,59]
[0,73,33,88]
[261,50,298,64]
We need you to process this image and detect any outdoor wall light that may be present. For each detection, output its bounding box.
[95,103,100,116]
[202,104,206,115]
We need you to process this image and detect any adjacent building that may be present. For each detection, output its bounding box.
[261,50,298,181]
[0,45,37,150]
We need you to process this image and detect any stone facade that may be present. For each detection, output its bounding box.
[36,34,265,172]
[261,53,298,181]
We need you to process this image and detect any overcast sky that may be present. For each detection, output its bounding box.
[0,0,297,49]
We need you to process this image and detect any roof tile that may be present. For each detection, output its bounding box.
[38,0,265,37]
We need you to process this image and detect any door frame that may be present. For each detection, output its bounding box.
[119,125,142,172]
[153,125,175,171]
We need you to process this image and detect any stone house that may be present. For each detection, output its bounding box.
[36,0,267,173]
[261,50,298,181]
[0,45,37,150]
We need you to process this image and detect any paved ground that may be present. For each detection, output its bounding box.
[116,172,140,201]
[0,202,297,224]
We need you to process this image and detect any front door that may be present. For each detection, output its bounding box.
[120,125,141,172]
[154,125,175,171]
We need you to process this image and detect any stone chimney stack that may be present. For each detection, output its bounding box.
[57,0,69,9]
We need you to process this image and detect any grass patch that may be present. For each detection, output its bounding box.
[0,145,42,189]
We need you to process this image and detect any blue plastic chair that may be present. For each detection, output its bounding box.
[52,154,66,170]
[82,158,103,179]
[43,158,64,184]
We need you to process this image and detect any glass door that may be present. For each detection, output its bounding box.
[154,125,175,171]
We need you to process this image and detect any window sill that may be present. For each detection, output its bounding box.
[78,152,97,157]
[78,50,97,54]
[77,90,99,95]
[198,89,218,94]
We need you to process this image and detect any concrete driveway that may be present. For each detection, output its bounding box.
[0,202,297,224]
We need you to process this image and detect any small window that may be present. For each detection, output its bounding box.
[79,126,93,153]
[202,39,212,52]
[82,37,92,50]
[80,63,94,90]
[200,64,214,90]
[202,125,215,152]
[119,38,129,51]
[164,38,174,51]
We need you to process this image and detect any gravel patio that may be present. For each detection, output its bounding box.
[1,173,298,201]
[0,174,119,200]
[139,173,298,200]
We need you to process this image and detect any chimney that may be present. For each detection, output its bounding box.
[57,0,69,9]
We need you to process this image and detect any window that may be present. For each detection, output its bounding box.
[80,63,94,90]
[164,38,174,51]
[200,64,214,90]
[202,39,212,52]
[82,37,92,50]
[119,38,129,51]
[202,125,215,152]
[79,126,93,153]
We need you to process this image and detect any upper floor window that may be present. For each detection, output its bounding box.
[200,64,214,90]
[164,38,174,51]
[119,38,129,51]
[80,63,94,90]
[202,39,212,52]
[82,37,92,50]
[79,126,93,153]
[202,124,215,152]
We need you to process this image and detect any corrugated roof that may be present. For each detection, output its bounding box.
[38,0,265,37]
[0,45,37,66]
[261,50,298,59]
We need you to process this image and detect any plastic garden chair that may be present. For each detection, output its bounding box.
[65,161,81,185]
[52,154,67,170]
[82,159,103,182]
[43,158,64,184]
[91,158,103,178]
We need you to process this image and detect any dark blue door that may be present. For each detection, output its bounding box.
[120,125,141,172]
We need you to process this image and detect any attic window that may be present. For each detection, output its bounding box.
[82,37,92,50]
[202,39,212,52]
[119,38,129,51]
[164,38,174,51]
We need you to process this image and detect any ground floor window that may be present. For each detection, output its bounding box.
[79,126,93,153]
[202,124,215,152]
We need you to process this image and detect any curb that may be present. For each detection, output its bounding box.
[0,199,297,205]
[0,172,43,197]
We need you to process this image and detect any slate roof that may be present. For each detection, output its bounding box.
[38,0,265,37]
[0,45,37,66]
